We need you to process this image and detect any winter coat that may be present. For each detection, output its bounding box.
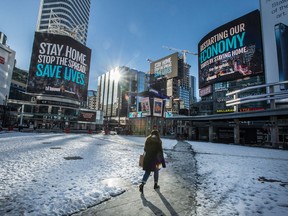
[143,134,166,171]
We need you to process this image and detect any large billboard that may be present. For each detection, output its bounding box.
[27,32,91,103]
[198,10,264,88]
[78,110,96,122]
[260,0,288,90]
[153,98,163,117]
[140,97,151,116]
[150,52,178,79]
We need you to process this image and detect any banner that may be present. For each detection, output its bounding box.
[260,0,288,90]
[140,97,151,116]
[27,32,91,103]
[78,110,96,122]
[153,98,163,117]
[198,10,263,88]
[150,52,179,79]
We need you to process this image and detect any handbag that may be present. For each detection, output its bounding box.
[139,153,145,167]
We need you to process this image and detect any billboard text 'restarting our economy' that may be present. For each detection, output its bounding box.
[198,10,264,89]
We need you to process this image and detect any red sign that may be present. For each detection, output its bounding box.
[0,56,5,64]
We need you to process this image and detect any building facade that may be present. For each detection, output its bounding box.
[148,53,193,115]
[2,1,100,130]
[0,34,15,106]
[87,90,97,109]
[0,33,16,127]
[96,66,147,128]
[36,0,91,45]
[189,75,197,104]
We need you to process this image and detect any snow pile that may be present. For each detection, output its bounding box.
[189,141,288,216]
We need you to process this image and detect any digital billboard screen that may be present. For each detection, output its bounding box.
[140,97,151,116]
[153,98,163,117]
[198,10,263,88]
[27,32,91,103]
[150,52,178,79]
[78,110,96,122]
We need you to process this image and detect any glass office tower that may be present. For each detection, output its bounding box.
[36,0,91,45]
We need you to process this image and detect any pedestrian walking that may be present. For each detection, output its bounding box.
[139,130,166,193]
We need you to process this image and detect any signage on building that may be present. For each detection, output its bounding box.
[37,100,79,108]
[240,107,264,112]
[199,85,212,97]
[0,56,5,64]
[129,112,142,118]
[140,97,151,116]
[216,108,234,113]
[150,52,178,79]
[153,98,163,117]
[165,111,173,118]
[260,0,288,90]
[78,110,96,122]
[27,32,91,104]
[198,10,264,88]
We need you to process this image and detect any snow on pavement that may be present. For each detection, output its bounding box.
[189,141,288,216]
[0,132,176,215]
[1,132,288,215]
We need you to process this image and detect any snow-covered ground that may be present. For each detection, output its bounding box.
[0,132,287,215]
[189,141,288,216]
[0,132,176,216]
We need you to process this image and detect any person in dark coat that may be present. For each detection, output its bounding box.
[139,130,166,193]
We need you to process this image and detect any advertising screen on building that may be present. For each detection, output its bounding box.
[129,112,142,118]
[260,0,288,90]
[150,52,178,79]
[199,85,212,97]
[153,98,163,117]
[140,97,151,116]
[78,110,96,122]
[198,10,263,88]
[27,32,91,103]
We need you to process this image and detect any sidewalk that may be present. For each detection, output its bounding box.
[72,141,197,216]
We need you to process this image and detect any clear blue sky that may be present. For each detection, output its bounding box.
[1,0,260,91]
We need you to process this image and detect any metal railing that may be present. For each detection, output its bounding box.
[226,81,288,111]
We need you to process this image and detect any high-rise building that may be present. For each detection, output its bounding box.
[87,90,97,109]
[189,75,197,103]
[148,53,192,114]
[96,66,146,127]
[0,39,15,106]
[36,0,91,45]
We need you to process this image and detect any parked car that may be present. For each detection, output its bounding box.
[109,131,117,135]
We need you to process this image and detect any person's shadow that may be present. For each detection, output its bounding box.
[140,193,166,215]
[156,190,179,216]
[140,190,179,216]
